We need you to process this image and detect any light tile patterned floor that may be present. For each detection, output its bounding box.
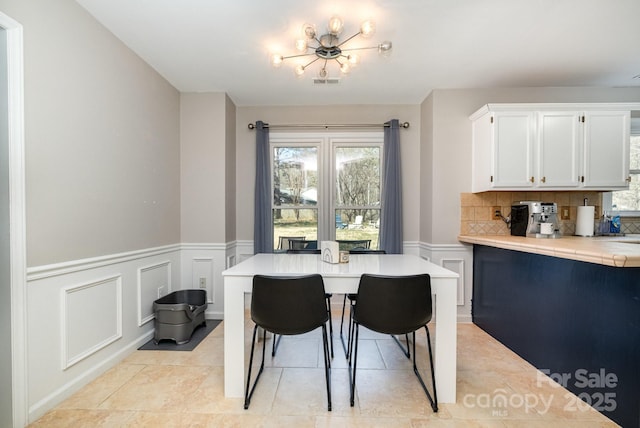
[29,305,618,427]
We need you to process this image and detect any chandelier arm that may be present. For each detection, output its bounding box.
[302,56,322,68]
[281,52,318,60]
[340,46,379,52]
[336,31,362,48]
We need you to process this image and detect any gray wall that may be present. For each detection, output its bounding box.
[419,94,434,245]
[225,95,236,242]
[0,25,12,428]
[179,93,237,244]
[422,87,640,244]
[2,0,181,267]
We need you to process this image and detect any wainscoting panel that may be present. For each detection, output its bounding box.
[61,275,122,370]
[420,241,474,322]
[26,244,181,423]
[441,259,465,306]
[192,258,214,304]
[180,243,227,319]
[235,240,254,264]
[138,261,171,326]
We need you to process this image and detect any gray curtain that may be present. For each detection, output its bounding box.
[254,121,273,254]
[380,119,403,254]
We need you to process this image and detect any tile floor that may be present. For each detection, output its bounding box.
[29,305,618,427]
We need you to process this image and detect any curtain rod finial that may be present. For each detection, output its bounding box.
[402,122,410,129]
[248,123,255,130]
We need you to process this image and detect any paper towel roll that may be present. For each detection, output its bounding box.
[576,206,595,236]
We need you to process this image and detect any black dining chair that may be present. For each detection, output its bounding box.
[245,274,332,411]
[277,236,305,251]
[338,249,386,358]
[282,249,334,359]
[336,239,371,251]
[290,239,318,250]
[348,273,437,412]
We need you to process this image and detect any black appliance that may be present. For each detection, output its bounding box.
[510,204,528,236]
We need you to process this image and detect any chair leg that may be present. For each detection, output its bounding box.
[244,326,267,409]
[347,302,356,360]
[348,322,360,407]
[391,333,411,359]
[326,295,334,359]
[425,326,438,412]
[410,328,438,412]
[339,294,349,357]
[321,324,332,411]
[271,332,282,357]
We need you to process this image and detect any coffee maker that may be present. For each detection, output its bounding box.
[521,201,561,238]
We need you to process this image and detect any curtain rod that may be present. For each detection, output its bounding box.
[247,121,410,130]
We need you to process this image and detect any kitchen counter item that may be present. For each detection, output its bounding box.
[576,205,595,236]
[510,204,528,236]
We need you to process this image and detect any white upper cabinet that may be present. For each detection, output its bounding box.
[537,111,582,188]
[470,103,636,193]
[471,110,534,192]
[582,111,630,188]
[493,112,535,188]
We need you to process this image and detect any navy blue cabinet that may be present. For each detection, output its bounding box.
[472,245,640,428]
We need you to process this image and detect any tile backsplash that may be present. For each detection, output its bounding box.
[460,191,640,236]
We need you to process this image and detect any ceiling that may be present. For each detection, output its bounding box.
[75,0,640,107]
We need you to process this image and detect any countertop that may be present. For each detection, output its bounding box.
[458,234,640,267]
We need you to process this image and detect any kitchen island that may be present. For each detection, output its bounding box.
[459,235,639,428]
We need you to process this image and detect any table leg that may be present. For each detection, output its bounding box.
[224,277,246,397]
[434,277,457,403]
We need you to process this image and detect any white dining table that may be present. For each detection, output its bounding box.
[222,253,459,403]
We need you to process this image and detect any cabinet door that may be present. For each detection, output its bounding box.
[492,112,535,188]
[582,111,630,188]
[537,112,581,187]
[471,112,493,192]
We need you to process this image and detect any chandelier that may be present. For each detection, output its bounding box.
[271,16,392,79]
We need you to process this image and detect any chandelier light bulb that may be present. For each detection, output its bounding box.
[340,62,351,74]
[294,64,306,76]
[327,16,344,35]
[348,54,360,65]
[295,39,307,52]
[318,67,328,79]
[360,20,375,37]
[378,41,392,55]
[302,23,316,40]
[271,54,284,67]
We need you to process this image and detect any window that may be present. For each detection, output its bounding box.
[608,117,640,215]
[270,133,383,251]
[272,144,319,249]
[334,146,381,248]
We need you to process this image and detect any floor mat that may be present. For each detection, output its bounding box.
[138,320,221,351]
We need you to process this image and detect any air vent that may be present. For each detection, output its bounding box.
[313,77,340,85]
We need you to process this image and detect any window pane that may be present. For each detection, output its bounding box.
[273,147,317,207]
[612,174,640,211]
[335,209,380,250]
[630,136,640,170]
[612,136,640,212]
[273,209,317,251]
[335,147,380,206]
